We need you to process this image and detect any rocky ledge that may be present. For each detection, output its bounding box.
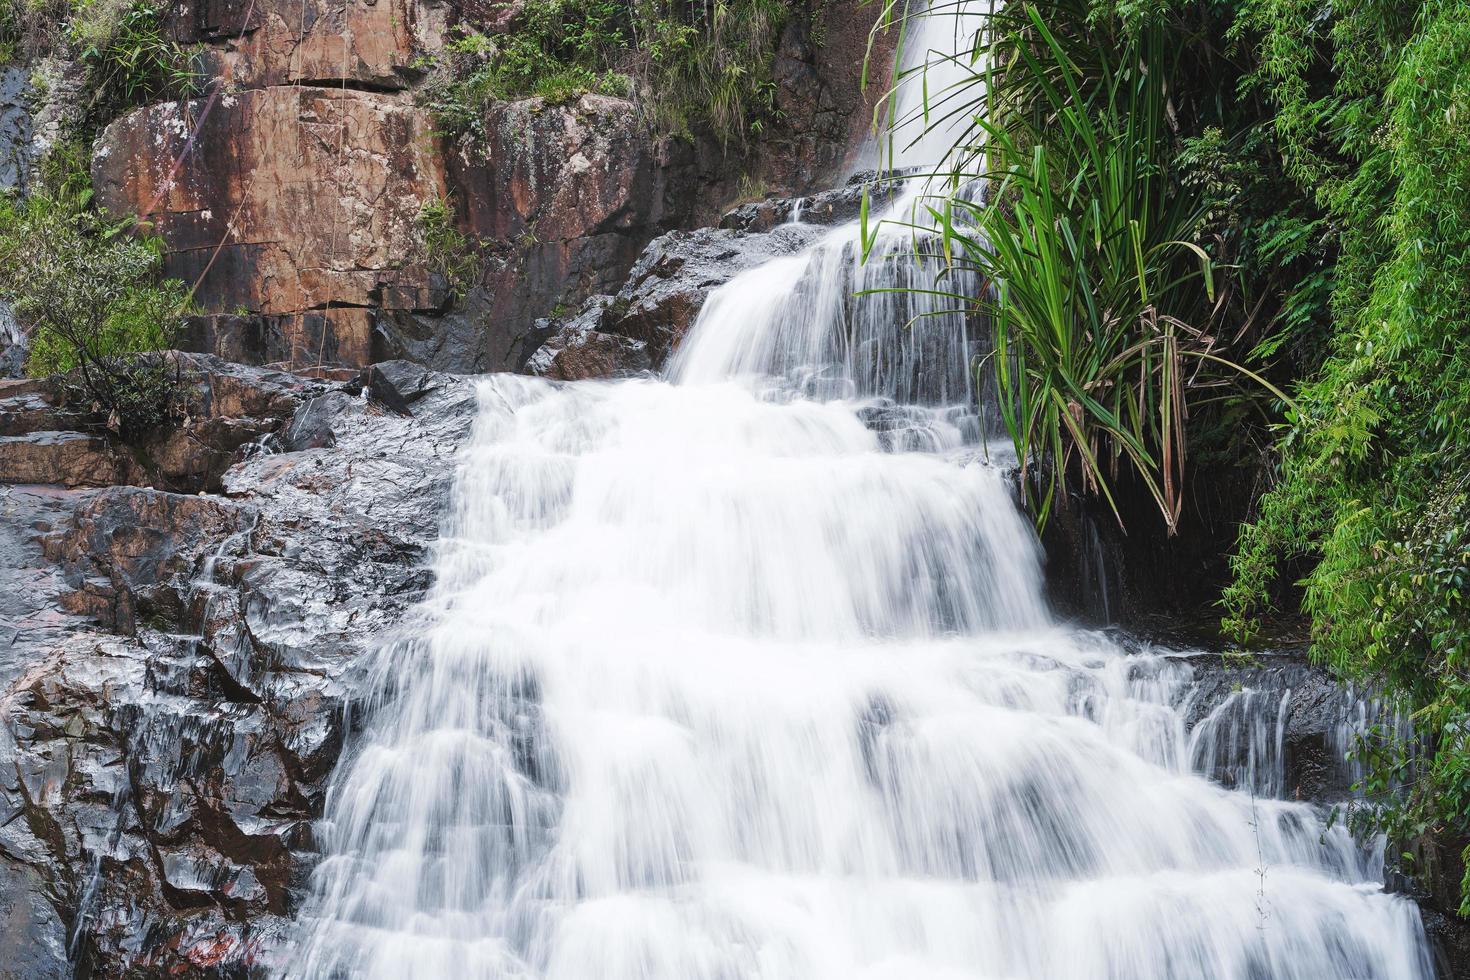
[523,174,916,379]
[0,355,476,977]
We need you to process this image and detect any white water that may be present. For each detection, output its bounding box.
[284,6,1432,979]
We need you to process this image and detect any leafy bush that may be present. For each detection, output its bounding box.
[417,196,483,300]
[0,194,190,433]
[0,0,71,64]
[68,0,201,125]
[0,0,198,125]
[420,0,789,145]
[1224,0,1470,904]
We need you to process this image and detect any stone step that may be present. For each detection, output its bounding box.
[0,431,128,487]
[0,393,93,437]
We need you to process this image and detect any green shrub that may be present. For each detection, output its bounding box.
[68,0,201,125]
[0,0,70,63]
[0,194,190,432]
[417,196,483,300]
[866,0,1286,532]
[1224,0,1470,904]
[421,0,790,146]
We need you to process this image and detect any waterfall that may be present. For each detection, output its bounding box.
[283,5,1433,978]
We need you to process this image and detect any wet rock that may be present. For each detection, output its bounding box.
[586,223,823,366]
[759,0,898,192]
[528,327,653,381]
[1420,907,1470,980]
[525,297,653,380]
[372,286,554,374]
[48,487,243,634]
[0,359,477,975]
[0,856,68,980]
[0,354,326,493]
[0,431,129,488]
[719,177,904,232]
[0,67,33,197]
[0,302,24,380]
[1174,648,1372,803]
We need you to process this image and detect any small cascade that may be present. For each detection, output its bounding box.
[282,3,1433,977]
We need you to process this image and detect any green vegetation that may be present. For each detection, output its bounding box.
[1224,0,1470,901]
[68,0,201,125]
[420,0,789,145]
[869,3,1252,532]
[1,0,197,431]
[0,193,189,433]
[2,0,199,120]
[417,196,484,300]
[879,0,1470,907]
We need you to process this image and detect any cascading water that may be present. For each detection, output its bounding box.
[283,6,1433,978]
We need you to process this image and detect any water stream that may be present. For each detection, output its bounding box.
[283,6,1434,978]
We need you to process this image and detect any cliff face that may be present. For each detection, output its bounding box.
[83,0,894,375]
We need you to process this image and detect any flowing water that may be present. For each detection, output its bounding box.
[284,7,1433,978]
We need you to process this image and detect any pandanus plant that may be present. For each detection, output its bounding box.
[862,0,1291,532]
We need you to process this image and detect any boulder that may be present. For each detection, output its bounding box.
[525,297,653,381]
[551,221,823,367]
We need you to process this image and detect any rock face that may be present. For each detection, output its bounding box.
[74,0,897,374]
[173,0,451,91]
[0,66,33,196]
[525,174,909,375]
[761,5,898,191]
[376,92,703,374]
[93,89,448,368]
[0,358,476,976]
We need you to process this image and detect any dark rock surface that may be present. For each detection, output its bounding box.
[719,172,906,232]
[0,66,32,196]
[528,221,824,371]
[524,298,653,381]
[1169,647,1367,803]
[0,358,476,976]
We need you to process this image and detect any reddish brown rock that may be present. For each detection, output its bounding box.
[0,431,128,487]
[92,88,447,367]
[0,354,320,492]
[420,93,708,367]
[176,0,450,91]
